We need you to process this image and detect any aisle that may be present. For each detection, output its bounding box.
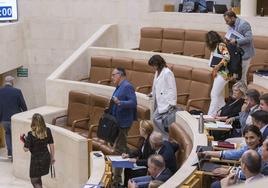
[0,148,32,188]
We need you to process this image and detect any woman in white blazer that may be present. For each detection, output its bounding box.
[148,55,177,139]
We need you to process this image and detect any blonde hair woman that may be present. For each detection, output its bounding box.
[23,113,55,188]
[122,120,155,186]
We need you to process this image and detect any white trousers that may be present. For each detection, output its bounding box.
[208,75,229,116]
[241,58,251,84]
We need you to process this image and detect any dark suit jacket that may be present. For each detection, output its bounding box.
[154,168,172,182]
[129,137,155,166]
[220,97,244,118]
[0,85,27,122]
[111,79,137,128]
[262,126,268,140]
[158,141,177,174]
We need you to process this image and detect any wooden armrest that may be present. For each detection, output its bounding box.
[151,49,161,52]
[209,158,240,166]
[177,93,190,97]
[88,124,99,138]
[127,135,142,140]
[136,85,152,92]
[131,47,140,50]
[98,79,111,85]
[191,53,205,58]
[186,97,211,111]
[79,77,89,82]
[247,63,268,79]
[71,117,90,132]
[171,51,183,55]
[52,114,67,125]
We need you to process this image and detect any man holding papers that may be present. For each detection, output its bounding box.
[223,10,255,83]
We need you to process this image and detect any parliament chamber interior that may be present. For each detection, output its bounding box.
[1,0,268,188]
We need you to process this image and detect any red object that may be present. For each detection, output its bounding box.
[20,134,26,143]
[217,141,235,149]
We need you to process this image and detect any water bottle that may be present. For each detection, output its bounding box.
[261,8,264,17]
[198,113,204,134]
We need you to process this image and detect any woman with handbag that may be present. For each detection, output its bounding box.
[23,113,55,188]
[206,31,238,116]
[148,55,177,139]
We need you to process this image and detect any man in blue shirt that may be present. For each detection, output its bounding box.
[0,76,27,159]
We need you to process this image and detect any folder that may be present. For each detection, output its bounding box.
[210,52,223,68]
[107,156,135,168]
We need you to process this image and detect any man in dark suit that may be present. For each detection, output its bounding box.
[128,154,172,188]
[251,110,268,139]
[149,131,178,174]
[0,76,27,158]
[110,68,137,186]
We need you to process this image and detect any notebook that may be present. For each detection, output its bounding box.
[214,4,228,14]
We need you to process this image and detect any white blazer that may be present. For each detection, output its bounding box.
[152,67,177,114]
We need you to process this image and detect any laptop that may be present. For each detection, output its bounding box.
[214,4,228,14]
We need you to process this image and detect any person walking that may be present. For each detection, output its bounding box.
[223,10,255,84]
[23,113,55,188]
[0,75,27,158]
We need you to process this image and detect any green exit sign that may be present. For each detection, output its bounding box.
[17,67,28,77]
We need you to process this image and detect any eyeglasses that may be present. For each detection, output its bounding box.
[112,72,120,77]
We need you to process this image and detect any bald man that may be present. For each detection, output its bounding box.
[212,150,264,188]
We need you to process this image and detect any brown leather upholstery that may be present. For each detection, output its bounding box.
[139,27,163,51]
[183,30,206,58]
[187,68,212,113]
[176,68,213,113]
[53,91,91,135]
[169,123,193,168]
[248,83,268,95]
[89,56,112,84]
[161,28,185,54]
[131,59,154,94]
[173,64,192,105]
[247,36,268,83]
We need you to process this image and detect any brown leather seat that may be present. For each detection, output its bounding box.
[138,27,163,52]
[161,28,185,54]
[247,35,268,83]
[173,64,193,106]
[81,56,112,84]
[177,68,213,113]
[131,59,154,94]
[169,123,193,168]
[52,91,91,134]
[183,30,206,58]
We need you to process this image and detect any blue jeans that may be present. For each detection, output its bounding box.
[2,121,12,156]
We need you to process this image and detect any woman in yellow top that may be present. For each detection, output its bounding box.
[206,31,234,116]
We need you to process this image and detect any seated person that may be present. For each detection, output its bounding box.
[260,93,268,112]
[202,125,262,161]
[149,131,178,174]
[212,81,247,140]
[226,89,260,137]
[211,149,264,188]
[251,110,268,139]
[122,120,155,186]
[128,154,172,188]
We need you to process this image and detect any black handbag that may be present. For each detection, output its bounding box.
[97,99,119,144]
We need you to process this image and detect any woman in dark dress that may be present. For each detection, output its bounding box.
[23,113,55,188]
[122,120,155,186]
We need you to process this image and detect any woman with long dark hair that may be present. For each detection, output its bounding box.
[148,55,177,139]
